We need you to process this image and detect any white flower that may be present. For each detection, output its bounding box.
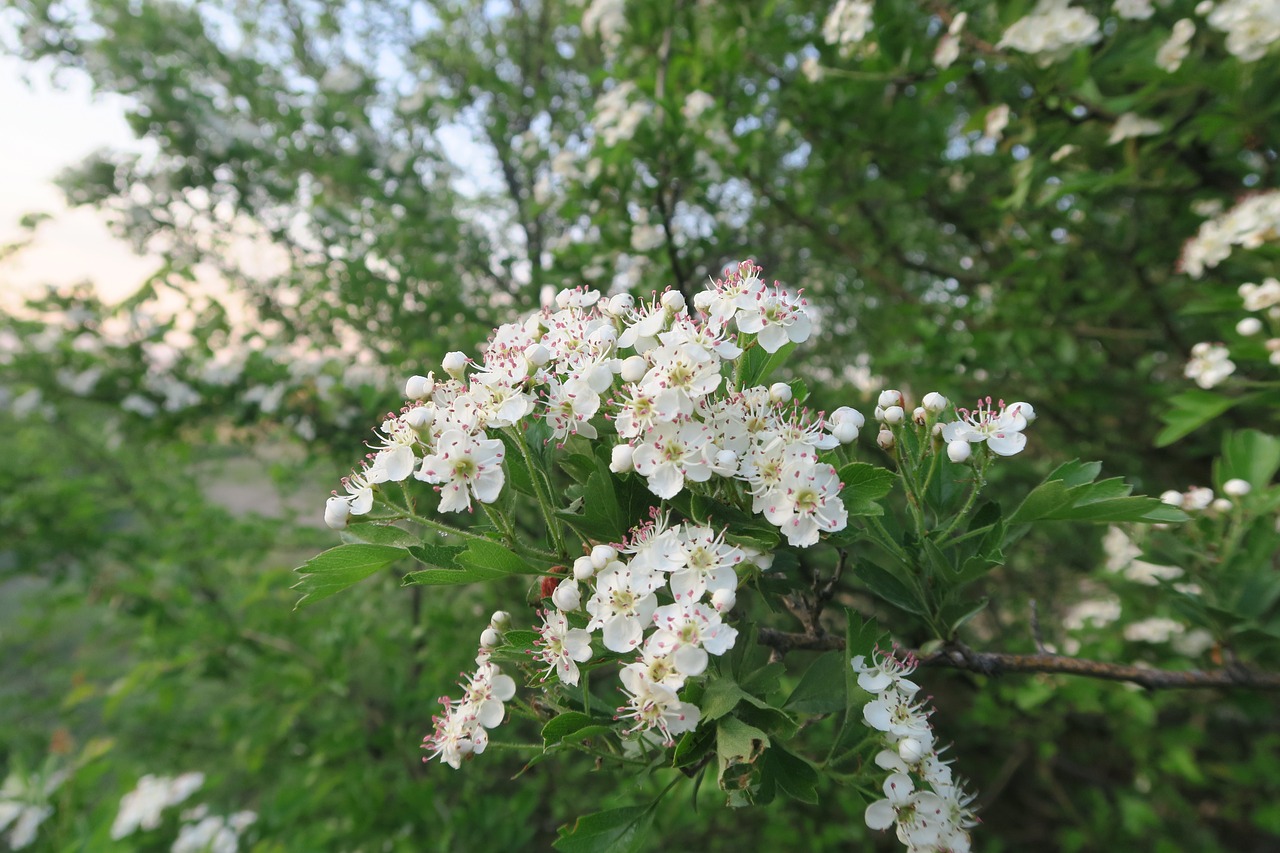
[934,13,967,69]
[171,812,256,853]
[616,667,701,746]
[0,768,67,850]
[735,286,812,353]
[940,397,1031,456]
[586,563,662,652]
[852,647,921,696]
[1114,0,1155,20]
[680,90,715,121]
[668,524,744,602]
[647,600,739,677]
[1206,0,1280,62]
[631,419,715,499]
[112,772,205,839]
[762,452,848,547]
[415,428,506,512]
[998,1,1101,66]
[1157,19,1197,71]
[1184,342,1235,389]
[864,773,950,848]
[533,610,594,685]
[1108,112,1164,145]
[822,0,875,55]
[983,104,1010,141]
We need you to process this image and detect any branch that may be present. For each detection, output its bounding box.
[755,630,1280,691]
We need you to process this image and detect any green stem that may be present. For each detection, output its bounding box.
[505,427,570,557]
[933,456,988,542]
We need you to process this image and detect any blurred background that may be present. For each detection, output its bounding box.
[2,1,1279,850]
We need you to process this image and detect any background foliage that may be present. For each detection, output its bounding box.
[2,0,1278,850]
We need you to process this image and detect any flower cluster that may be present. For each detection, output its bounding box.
[997,0,1101,67]
[172,806,257,853]
[111,772,206,840]
[855,647,978,853]
[1204,0,1280,63]
[821,0,875,57]
[1180,190,1280,277]
[421,613,520,769]
[0,766,68,850]
[325,261,856,548]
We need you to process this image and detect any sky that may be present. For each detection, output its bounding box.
[1,56,160,304]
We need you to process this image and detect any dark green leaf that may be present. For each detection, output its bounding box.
[292,543,405,608]
[783,652,848,714]
[554,806,653,853]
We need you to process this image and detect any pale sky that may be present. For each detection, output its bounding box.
[1,56,160,305]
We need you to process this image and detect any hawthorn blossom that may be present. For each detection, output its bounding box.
[647,600,739,677]
[1157,19,1196,71]
[940,398,1031,456]
[0,767,68,850]
[631,419,715,499]
[416,428,506,512]
[1108,112,1163,145]
[668,524,744,602]
[735,286,813,353]
[586,563,662,652]
[112,772,205,839]
[533,609,594,686]
[616,667,701,745]
[998,1,1101,66]
[1205,0,1280,62]
[1184,342,1235,389]
[762,453,849,547]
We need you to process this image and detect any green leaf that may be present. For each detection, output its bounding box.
[858,561,929,615]
[401,566,507,586]
[554,806,653,853]
[1010,461,1188,525]
[339,522,419,548]
[739,340,797,387]
[1217,430,1280,491]
[783,652,848,714]
[541,712,611,748]
[716,716,770,788]
[292,544,405,608]
[457,538,539,575]
[765,747,820,804]
[839,462,897,502]
[1156,390,1243,446]
[407,543,466,568]
[701,675,748,721]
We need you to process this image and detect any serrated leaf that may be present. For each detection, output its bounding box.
[339,522,419,548]
[783,652,847,714]
[1156,390,1243,446]
[457,538,538,575]
[542,712,608,747]
[402,566,506,586]
[766,747,820,804]
[838,462,897,502]
[554,806,653,853]
[716,716,770,788]
[292,544,405,608]
[407,543,466,568]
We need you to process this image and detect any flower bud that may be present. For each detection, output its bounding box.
[1159,490,1183,506]
[590,544,618,569]
[947,440,972,463]
[912,406,927,426]
[877,428,896,451]
[442,350,468,380]
[1223,478,1252,497]
[552,579,581,611]
[711,588,737,613]
[606,293,635,316]
[479,627,502,648]
[620,355,648,383]
[882,405,905,425]
[1237,317,1263,336]
[713,448,740,476]
[769,382,793,404]
[831,406,865,428]
[490,611,511,629]
[898,737,928,764]
[403,404,434,431]
[693,290,716,313]
[573,556,597,581]
[922,391,948,413]
[610,443,635,473]
[661,290,686,313]
[405,373,434,399]
[524,343,551,367]
[323,496,351,530]
[1211,498,1233,513]
[878,389,904,408]
[831,420,859,445]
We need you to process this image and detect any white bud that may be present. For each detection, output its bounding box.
[752,551,775,571]
[1237,317,1264,336]
[610,443,635,473]
[947,440,972,463]
[831,406,865,429]
[323,496,351,530]
[551,579,581,611]
[661,290,686,312]
[769,382,793,404]
[573,556,597,581]
[693,290,716,313]
[1223,478,1252,497]
[405,373,434,399]
[606,293,635,316]
[898,737,928,764]
[713,448,739,476]
[878,389,904,408]
[877,428,896,451]
[479,627,502,648]
[882,405,905,425]
[831,420,859,444]
[922,391,948,413]
[711,588,737,613]
[403,404,434,430]
[1160,490,1183,506]
[590,544,618,569]
[1211,498,1233,513]
[912,406,927,426]
[620,355,648,382]
[524,343,551,367]
[441,351,468,379]
[490,611,511,629]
